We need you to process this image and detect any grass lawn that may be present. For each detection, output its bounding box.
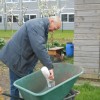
[0,29,74,63]
[0,30,74,42]
[0,30,16,38]
[74,83,100,100]
[48,30,74,39]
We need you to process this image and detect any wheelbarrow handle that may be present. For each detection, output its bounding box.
[2,93,24,100]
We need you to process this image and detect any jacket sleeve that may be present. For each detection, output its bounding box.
[26,24,53,70]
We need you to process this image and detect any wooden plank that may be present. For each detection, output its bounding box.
[48,47,64,50]
[74,27,100,34]
[74,46,99,52]
[75,23,100,28]
[80,73,100,79]
[74,62,99,69]
[74,40,99,45]
[75,10,100,17]
[85,0,100,4]
[74,33,99,39]
[48,47,64,56]
[83,68,99,74]
[75,16,100,23]
[74,56,99,63]
[75,0,100,6]
[75,0,84,4]
[75,4,100,10]
[48,50,57,56]
[74,51,99,57]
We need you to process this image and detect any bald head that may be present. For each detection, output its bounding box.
[48,16,61,32]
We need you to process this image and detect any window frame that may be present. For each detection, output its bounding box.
[46,0,56,1]
[23,0,37,2]
[0,15,3,23]
[23,14,37,23]
[13,15,18,22]
[6,0,19,3]
[7,14,19,23]
[61,13,68,22]
[60,13,74,23]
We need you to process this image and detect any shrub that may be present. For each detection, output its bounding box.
[53,41,60,47]
[0,38,5,49]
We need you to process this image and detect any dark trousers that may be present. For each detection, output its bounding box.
[9,69,21,100]
[9,69,33,100]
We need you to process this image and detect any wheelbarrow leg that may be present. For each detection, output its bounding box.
[64,89,79,100]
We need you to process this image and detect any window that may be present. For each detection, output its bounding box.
[23,0,36,2]
[7,16,12,22]
[61,14,67,22]
[30,0,36,1]
[44,0,56,1]
[13,15,18,22]
[69,14,74,22]
[24,14,36,22]
[24,15,29,22]
[30,15,36,19]
[7,15,18,22]
[61,13,74,22]
[6,0,19,3]
[0,16,2,23]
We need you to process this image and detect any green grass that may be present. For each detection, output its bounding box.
[48,30,74,39]
[0,30,16,38]
[74,83,100,100]
[0,30,74,64]
[63,56,74,64]
[0,30,74,41]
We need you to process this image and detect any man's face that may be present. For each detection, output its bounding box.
[49,21,61,32]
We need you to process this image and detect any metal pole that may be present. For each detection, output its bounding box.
[62,20,63,32]
[98,32,100,78]
[19,0,23,26]
[58,0,64,32]
[3,0,7,31]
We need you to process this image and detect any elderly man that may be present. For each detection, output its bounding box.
[0,16,61,100]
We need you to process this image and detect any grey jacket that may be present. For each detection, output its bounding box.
[0,18,53,77]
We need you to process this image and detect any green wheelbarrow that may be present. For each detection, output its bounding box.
[13,63,83,100]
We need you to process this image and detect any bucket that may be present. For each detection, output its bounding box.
[66,42,74,57]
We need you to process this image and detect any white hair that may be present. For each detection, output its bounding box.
[50,16,61,23]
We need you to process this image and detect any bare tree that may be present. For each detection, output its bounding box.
[0,0,28,31]
[38,0,65,47]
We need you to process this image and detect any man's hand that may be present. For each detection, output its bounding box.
[48,69,54,80]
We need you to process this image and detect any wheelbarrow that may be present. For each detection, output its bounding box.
[12,63,83,100]
[1,89,79,100]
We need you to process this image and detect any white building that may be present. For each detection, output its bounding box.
[0,0,74,30]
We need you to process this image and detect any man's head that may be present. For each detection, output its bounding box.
[48,16,61,32]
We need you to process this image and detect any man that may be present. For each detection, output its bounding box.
[0,16,61,100]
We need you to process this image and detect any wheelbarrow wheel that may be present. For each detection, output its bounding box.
[69,89,76,100]
[64,89,77,100]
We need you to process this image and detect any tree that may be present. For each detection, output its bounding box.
[38,0,65,47]
[0,0,28,31]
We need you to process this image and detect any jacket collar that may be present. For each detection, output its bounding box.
[42,18,50,42]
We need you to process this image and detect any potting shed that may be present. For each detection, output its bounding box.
[74,0,100,79]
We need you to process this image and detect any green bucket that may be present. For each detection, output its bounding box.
[14,63,83,100]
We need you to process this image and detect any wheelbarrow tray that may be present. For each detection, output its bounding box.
[14,63,83,100]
